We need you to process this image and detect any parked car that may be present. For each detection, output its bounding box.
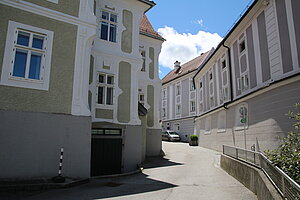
[162,130,181,142]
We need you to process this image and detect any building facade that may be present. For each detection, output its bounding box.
[0,0,163,179]
[0,0,96,179]
[161,51,211,142]
[193,0,300,152]
[90,0,164,176]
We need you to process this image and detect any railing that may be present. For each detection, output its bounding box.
[223,145,300,200]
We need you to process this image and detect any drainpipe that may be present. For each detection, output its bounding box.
[222,43,233,109]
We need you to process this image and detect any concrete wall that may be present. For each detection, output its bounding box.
[123,125,142,172]
[146,129,162,157]
[0,110,91,179]
[196,79,300,152]
[221,155,283,200]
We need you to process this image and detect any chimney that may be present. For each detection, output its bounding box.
[174,61,181,71]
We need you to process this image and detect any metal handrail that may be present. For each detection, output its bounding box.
[223,145,300,200]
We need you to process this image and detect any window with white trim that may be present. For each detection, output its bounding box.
[97,73,114,105]
[190,101,195,112]
[198,79,204,113]
[220,54,229,101]
[100,10,117,42]
[139,92,145,105]
[162,108,166,118]
[176,104,181,115]
[237,34,249,92]
[176,84,181,95]
[0,21,53,90]
[208,69,214,108]
[140,50,146,72]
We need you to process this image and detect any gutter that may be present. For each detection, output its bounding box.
[138,0,156,13]
[222,43,233,109]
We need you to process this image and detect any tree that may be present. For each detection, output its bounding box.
[265,103,300,185]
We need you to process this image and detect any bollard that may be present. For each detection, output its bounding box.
[52,147,66,183]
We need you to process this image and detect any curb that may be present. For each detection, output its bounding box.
[91,167,143,179]
[0,178,90,191]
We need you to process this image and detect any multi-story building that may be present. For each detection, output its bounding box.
[90,0,164,176]
[161,51,212,142]
[0,0,163,179]
[0,0,96,180]
[193,0,300,152]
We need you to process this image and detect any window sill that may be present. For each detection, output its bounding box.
[96,104,115,109]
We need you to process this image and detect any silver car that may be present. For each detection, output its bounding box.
[162,130,181,142]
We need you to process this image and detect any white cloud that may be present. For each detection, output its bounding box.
[157,26,222,69]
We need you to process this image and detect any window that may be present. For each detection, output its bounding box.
[92,128,122,136]
[222,60,226,69]
[139,93,144,105]
[0,21,53,90]
[162,108,166,118]
[176,84,180,95]
[199,81,203,88]
[220,56,229,101]
[100,11,117,42]
[176,104,181,115]
[190,101,195,112]
[237,74,249,91]
[97,73,114,105]
[162,89,166,99]
[141,51,146,71]
[239,40,246,53]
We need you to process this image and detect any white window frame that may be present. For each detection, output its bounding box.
[174,123,180,132]
[100,10,117,43]
[96,73,114,106]
[198,79,204,113]
[190,101,196,112]
[0,21,53,91]
[208,69,214,108]
[138,92,145,105]
[237,34,249,92]
[220,54,229,101]
[140,50,146,72]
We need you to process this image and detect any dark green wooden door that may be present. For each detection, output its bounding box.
[90,138,122,176]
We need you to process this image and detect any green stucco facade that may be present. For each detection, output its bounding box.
[121,10,133,54]
[149,47,154,80]
[117,61,131,123]
[95,109,113,119]
[0,5,77,114]
[147,85,154,127]
[22,0,80,17]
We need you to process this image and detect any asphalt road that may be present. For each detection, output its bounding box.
[1,142,257,200]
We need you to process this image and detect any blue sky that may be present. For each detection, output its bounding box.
[146,0,253,79]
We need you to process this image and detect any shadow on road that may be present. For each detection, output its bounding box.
[143,156,183,169]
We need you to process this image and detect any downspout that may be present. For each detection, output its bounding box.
[222,43,233,109]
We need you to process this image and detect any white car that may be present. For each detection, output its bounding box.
[162,130,181,142]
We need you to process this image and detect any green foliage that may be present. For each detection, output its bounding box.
[265,103,300,185]
[190,134,198,141]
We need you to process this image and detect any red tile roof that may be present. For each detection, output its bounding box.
[140,14,165,41]
[161,50,212,85]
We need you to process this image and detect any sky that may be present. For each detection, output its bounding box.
[146,0,254,79]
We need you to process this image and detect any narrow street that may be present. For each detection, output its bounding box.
[1,142,257,200]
